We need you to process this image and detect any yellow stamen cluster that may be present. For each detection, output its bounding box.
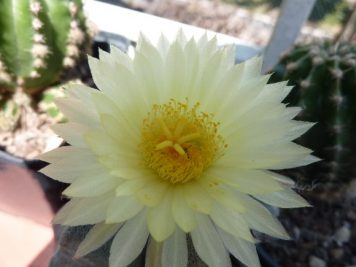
[140,99,226,184]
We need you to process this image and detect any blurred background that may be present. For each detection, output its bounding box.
[0,0,355,267]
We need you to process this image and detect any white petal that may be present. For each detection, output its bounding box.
[218,227,261,267]
[115,178,147,196]
[210,203,254,242]
[200,180,245,213]
[54,193,112,226]
[37,146,88,163]
[191,49,227,105]
[55,96,98,128]
[147,191,176,242]
[133,50,164,104]
[162,228,188,267]
[40,152,102,183]
[136,34,163,66]
[51,122,90,148]
[258,81,291,103]
[59,83,99,120]
[172,186,197,232]
[157,34,170,58]
[136,179,168,207]
[284,121,315,142]
[106,196,144,223]
[163,39,187,101]
[190,214,231,267]
[237,194,290,239]
[240,56,263,81]
[109,211,149,267]
[110,44,133,70]
[100,113,140,150]
[84,129,119,156]
[208,168,283,194]
[63,173,118,197]
[90,90,141,136]
[75,222,122,258]
[220,142,316,170]
[254,187,311,208]
[88,56,147,119]
[215,76,268,126]
[183,181,213,214]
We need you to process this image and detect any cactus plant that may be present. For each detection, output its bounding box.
[0,0,91,95]
[273,42,356,182]
[0,0,92,132]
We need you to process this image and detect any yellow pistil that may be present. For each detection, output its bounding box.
[140,99,226,184]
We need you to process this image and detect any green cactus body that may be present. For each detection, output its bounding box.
[273,42,356,182]
[0,0,90,95]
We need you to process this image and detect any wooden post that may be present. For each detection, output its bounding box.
[262,0,316,73]
[336,6,356,43]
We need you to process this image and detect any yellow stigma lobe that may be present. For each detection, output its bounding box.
[140,99,226,184]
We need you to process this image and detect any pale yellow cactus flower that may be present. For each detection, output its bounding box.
[39,32,318,267]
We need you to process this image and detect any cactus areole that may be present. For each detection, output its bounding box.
[274,42,356,181]
[0,0,90,95]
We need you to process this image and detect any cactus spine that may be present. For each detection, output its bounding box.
[273,42,356,182]
[0,0,91,95]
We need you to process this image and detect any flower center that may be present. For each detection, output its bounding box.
[140,99,226,184]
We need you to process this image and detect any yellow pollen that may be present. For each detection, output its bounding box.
[140,99,226,184]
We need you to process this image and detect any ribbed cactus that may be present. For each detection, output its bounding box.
[273,42,356,182]
[0,0,91,95]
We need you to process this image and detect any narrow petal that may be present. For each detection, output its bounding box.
[37,146,88,163]
[208,168,283,194]
[115,178,147,196]
[84,129,119,156]
[147,191,176,242]
[190,214,231,267]
[55,97,98,128]
[217,227,261,267]
[109,211,149,267]
[240,56,263,82]
[75,223,122,258]
[51,122,90,148]
[100,113,140,149]
[63,173,118,197]
[200,180,245,213]
[254,187,311,208]
[183,181,213,214]
[40,153,102,183]
[136,179,168,207]
[92,91,142,136]
[99,47,133,72]
[210,203,254,242]
[110,45,133,70]
[106,196,144,223]
[258,81,291,103]
[172,186,197,232]
[54,193,112,226]
[88,56,147,120]
[237,194,290,239]
[162,228,188,267]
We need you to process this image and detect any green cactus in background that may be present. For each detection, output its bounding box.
[273,42,356,182]
[0,0,91,94]
[0,0,92,130]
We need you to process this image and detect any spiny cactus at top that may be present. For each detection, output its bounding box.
[0,0,92,95]
[273,42,356,182]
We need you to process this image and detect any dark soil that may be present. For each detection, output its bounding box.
[264,183,356,267]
